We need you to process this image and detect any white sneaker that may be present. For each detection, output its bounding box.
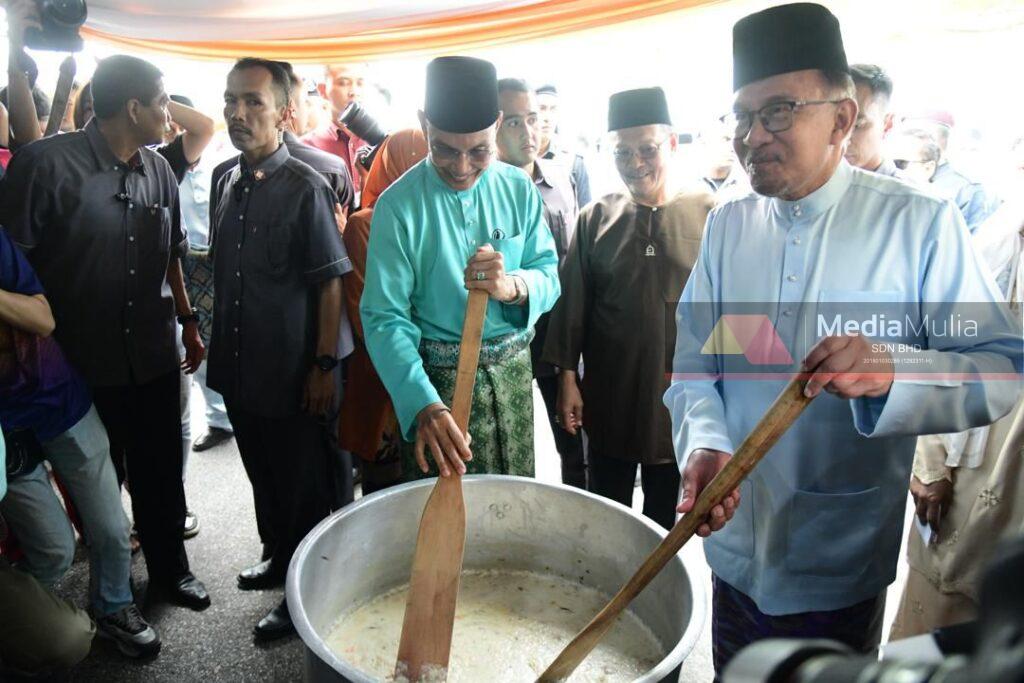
[96,604,161,658]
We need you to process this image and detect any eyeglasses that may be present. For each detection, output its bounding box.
[612,138,670,162]
[429,142,494,164]
[720,100,844,139]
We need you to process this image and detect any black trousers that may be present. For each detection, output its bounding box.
[226,406,334,575]
[588,453,680,531]
[535,374,587,489]
[711,575,885,680]
[92,370,190,584]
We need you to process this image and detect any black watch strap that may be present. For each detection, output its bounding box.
[177,308,199,325]
[315,354,339,372]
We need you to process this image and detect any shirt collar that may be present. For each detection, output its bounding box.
[85,119,146,175]
[282,131,299,146]
[874,158,898,177]
[532,159,554,189]
[425,159,492,196]
[239,142,290,181]
[771,160,853,222]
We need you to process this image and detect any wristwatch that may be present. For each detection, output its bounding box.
[315,354,340,372]
[176,308,199,325]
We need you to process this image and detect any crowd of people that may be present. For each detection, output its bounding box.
[1,0,1022,680]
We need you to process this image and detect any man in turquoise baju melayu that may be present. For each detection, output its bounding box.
[361,56,559,480]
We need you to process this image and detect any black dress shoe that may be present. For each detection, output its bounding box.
[254,600,294,642]
[238,559,285,590]
[163,573,211,611]
[192,427,233,452]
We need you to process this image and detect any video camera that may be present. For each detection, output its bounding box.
[723,535,1024,683]
[23,0,87,53]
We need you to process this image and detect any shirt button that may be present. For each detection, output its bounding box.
[127,301,133,307]
[124,327,131,334]
[129,235,135,242]
[468,218,475,225]
[234,351,239,358]
[234,300,239,306]
[244,187,250,193]
[783,309,793,317]
[128,202,134,209]
[233,326,239,332]
[793,237,801,245]
[129,269,135,275]
[235,271,241,277]
[793,205,802,217]
[787,274,798,282]
[238,215,244,220]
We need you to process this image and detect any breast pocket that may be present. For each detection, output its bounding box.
[261,224,293,279]
[489,234,526,271]
[785,487,880,576]
[137,206,171,256]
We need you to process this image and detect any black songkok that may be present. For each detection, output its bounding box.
[424,56,499,134]
[607,87,672,132]
[732,3,849,91]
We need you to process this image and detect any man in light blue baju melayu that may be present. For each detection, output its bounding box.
[361,57,559,480]
[664,3,1023,676]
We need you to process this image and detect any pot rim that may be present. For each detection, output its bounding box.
[286,474,706,683]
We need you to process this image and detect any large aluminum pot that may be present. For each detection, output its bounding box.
[287,475,705,682]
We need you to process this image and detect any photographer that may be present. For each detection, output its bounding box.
[0,226,160,657]
[1,446,95,676]
[303,63,370,191]
[3,0,46,148]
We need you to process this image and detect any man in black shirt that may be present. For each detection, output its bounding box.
[0,55,211,611]
[208,57,349,641]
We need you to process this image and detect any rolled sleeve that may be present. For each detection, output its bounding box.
[0,146,53,252]
[303,186,352,284]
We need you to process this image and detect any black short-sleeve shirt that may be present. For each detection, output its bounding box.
[0,120,187,388]
[206,143,351,417]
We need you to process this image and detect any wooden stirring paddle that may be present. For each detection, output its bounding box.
[395,289,490,682]
[537,376,814,682]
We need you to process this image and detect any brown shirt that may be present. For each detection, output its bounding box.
[0,120,187,387]
[542,188,713,465]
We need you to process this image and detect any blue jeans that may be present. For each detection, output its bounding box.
[1,407,133,616]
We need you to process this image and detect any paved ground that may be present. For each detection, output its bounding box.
[51,384,911,682]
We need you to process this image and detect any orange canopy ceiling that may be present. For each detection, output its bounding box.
[81,0,722,63]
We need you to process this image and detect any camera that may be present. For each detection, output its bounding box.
[723,535,1024,683]
[24,0,87,53]
[339,101,388,148]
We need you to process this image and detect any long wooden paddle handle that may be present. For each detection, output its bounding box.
[537,376,814,682]
[450,290,490,433]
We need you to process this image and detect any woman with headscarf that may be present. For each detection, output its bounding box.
[340,129,426,493]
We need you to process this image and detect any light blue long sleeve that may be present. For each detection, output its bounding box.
[663,162,1022,615]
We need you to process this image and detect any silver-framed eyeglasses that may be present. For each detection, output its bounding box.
[720,99,844,139]
[612,138,670,163]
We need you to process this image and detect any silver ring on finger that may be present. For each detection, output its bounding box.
[474,270,487,281]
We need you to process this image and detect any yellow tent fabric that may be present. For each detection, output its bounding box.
[81,0,719,63]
